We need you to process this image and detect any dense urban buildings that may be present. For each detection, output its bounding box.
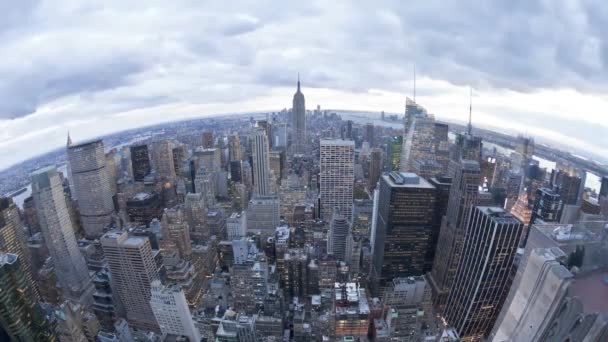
[2,74,608,342]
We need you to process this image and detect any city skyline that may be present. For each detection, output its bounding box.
[3,1,608,169]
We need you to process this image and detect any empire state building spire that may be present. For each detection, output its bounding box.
[292,74,306,155]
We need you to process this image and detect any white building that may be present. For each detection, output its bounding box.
[227,211,247,240]
[150,280,201,342]
[319,139,355,220]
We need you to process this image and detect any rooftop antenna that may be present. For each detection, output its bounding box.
[467,87,473,136]
[413,64,416,103]
[297,72,300,91]
[67,130,72,147]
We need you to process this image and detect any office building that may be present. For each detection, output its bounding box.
[334,282,371,339]
[386,136,403,172]
[251,128,272,196]
[100,231,160,332]
[328,211,350,261]
[227,211,247,240]
[126,192,162,226]
[368,148,382,190]
[228,134,242,161]
[370,172,437,295]
[67,139,114,238]
[319,139,355,220]
[429,160,485,311]
[551,169,583,205]
[184,193,207,243]
[400,98,437,172]
[0,253,54,341]
[150,280,202,342]
[130,144,151,182]
[31,166,93,304]
[434,122,450,174]
[202,131,214,148]
[292,77,306,155]
[381,276,433,340]
[0,197,37,299]
[151,140,176,179]
[365,123,375,146]
[161,207,192,260]
[247,195,280,241]
[531,187,562,225]
[490,222,608,342]
[443,207,523,341]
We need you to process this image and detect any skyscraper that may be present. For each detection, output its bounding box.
[400,98,437,172]
[429,160,486,311]
[365,123,375,147]
[368,148,382,190]
[0,197,37,299]
[319,139,355,220]
[370,172,437,295]
[150,280,202,342]
[251,128,272,196]
[328,211,350,261]
[443,207,523,341]
[31,166,93,304]
[228,134,242,161]
[202,131,214,149]
[0,253,55,341]
[291,76,306,155]
[151,140,176,179]
[130,144,151,182]
[67,139,114,238]
[161,207,192,261]
[100,231,160,332]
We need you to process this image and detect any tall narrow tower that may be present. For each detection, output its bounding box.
[291,75,306,155]
[67,139,114,238]
[251,128,272,196]
[31,166,93,304]
[319,139,355,220]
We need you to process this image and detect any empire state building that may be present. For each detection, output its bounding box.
[291,76,306,155]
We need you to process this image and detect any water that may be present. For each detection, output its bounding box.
[12,164,67,209]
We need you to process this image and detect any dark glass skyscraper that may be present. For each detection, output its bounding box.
[370,172,437,295]
[130,144,151,182]
[443,207,523,341]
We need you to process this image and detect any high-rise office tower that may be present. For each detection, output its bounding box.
[228,135,242,161]
[400,98,437,172]
[434,122,450,174]
[291,77,306,155]
[319,139,355,220]
[430,160,485,311]
[386,136,403,172]
[328,211,350,261]
[184,193,207,243]
[0,198,37,299]
[150,280,202,342]
[161,207,192,261]
[67,139,114,238]
[130,144,151,182]
[368,148,382,190]
[531,187,562,225]
[365,123,375,147]
[105,150,118,195]
[172,145,186,177]
[251,128,272,196]
[443,207,523,341]
[100,231,160,332]
[31,166,93,304]
[490,222,608,342]
[202,131,214,148]
[550,169,583,205]
[151,140,176,179]
[600,175,608,199]
[0,253,55,341]
[370,172,437,295]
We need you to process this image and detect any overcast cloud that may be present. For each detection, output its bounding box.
[1,0,608,169]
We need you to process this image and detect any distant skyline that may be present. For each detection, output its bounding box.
[2,1,608,168]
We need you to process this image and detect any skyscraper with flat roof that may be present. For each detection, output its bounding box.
[100,231,160,332]
[150,280,201,342]
[370,172,437,295]
[67,139,114,238]
[443,207,523,341]
[0,253,55,341]
[31,166,93,304]
[130,144,151,182]
[319,139,355,220]
[251,128,272,196]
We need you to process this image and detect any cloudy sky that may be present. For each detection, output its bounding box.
[2,0,608,169]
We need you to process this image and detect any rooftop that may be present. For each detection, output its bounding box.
[570,270,608,314]
[320,139,355,146]
[383,172,435,189]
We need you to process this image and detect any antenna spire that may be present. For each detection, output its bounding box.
[467,87,473,135]
[67,130,72,147]
[297,73,300,91]
[413,64,416,103]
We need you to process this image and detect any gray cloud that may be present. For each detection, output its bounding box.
[1,0,608,168]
